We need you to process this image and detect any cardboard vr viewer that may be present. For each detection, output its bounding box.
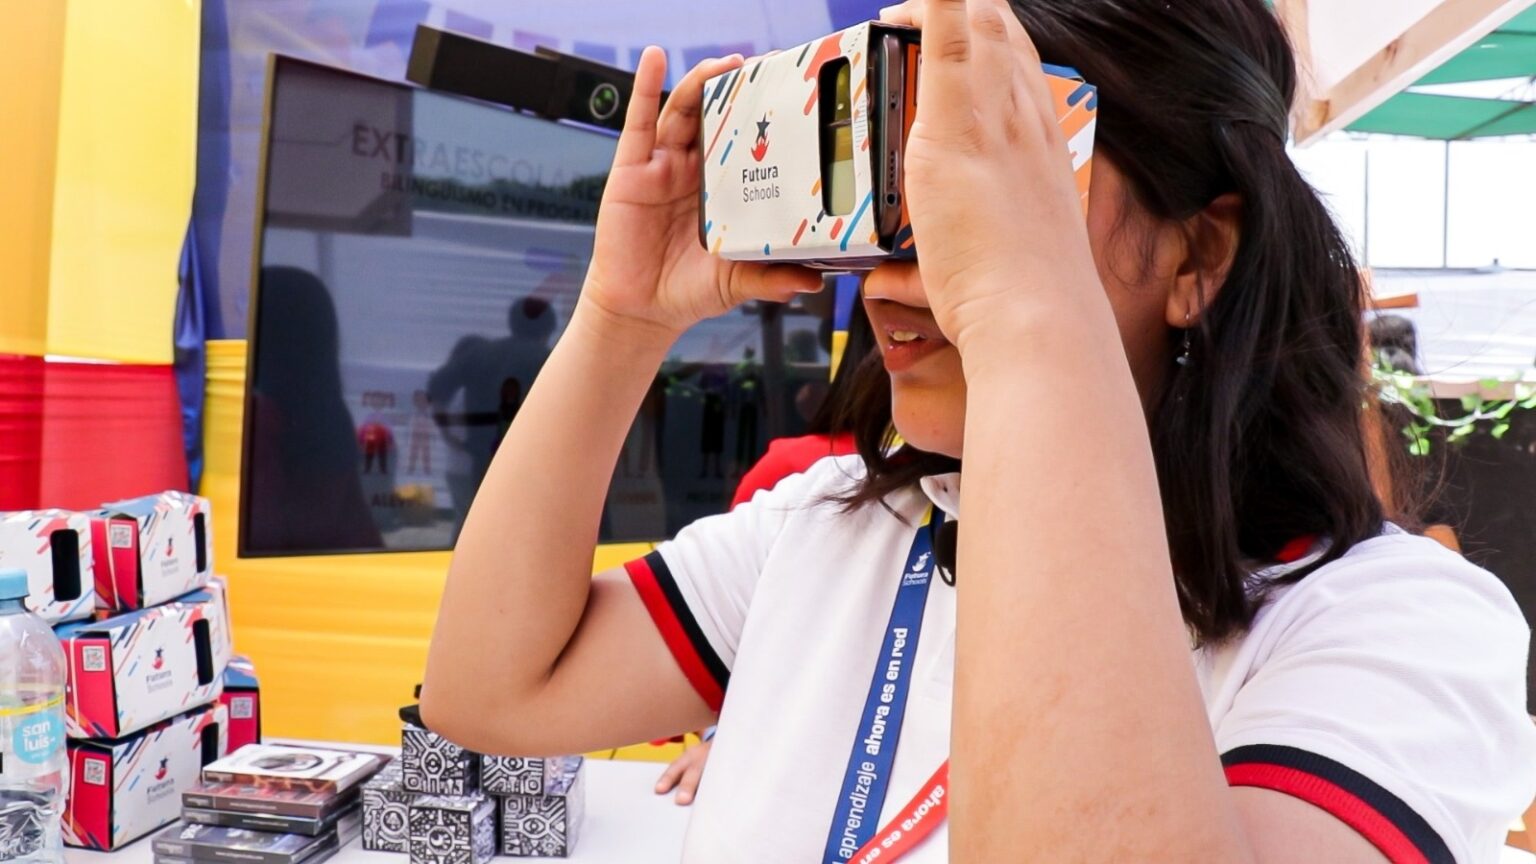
[1,490,214,622]
[57,579,233,740]
[221,654,262,753]
[0,509,96,625]
[64,702,229,851]
[93,491,215,612]
[699,21,1098,269]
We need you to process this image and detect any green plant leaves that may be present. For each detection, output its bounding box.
[1372,358,1534,455]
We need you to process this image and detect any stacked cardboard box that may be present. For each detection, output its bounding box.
[3,491,251,851]
[220,655,263,753]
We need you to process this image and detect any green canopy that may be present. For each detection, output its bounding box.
[1347,6,1536,139]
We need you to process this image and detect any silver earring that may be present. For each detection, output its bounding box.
[1176,312,1193,367]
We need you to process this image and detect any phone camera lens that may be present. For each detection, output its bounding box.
[886,193,899,206]
[589,83,621,120]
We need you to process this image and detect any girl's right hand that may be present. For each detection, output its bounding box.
[581,48,822,339]
[654,739,712,805]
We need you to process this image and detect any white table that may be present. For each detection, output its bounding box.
[65,759,689,864]
[56,748,1536,864]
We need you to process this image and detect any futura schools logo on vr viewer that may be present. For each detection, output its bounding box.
[146,757,178,804]
[742,115,781,203]
[751,115,771,162]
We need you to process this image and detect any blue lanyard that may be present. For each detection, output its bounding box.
[823,508,944,864]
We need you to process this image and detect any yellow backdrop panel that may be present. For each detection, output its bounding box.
[46,0,200,364]
[203,342,682,761]
[0,2,66,357]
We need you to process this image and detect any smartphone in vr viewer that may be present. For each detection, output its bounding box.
[697,22,1100,270]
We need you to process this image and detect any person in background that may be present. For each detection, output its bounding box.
[654,301,877,803]
[1370,314,1422,375]
[1367,313,1465,551]
[407,390,434,475]
[427,297,558,491]
[247,266,382,552]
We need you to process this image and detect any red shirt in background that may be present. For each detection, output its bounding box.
[729,432,858,510]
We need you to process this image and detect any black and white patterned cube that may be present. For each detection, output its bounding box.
[362,766,414,852]
[480,755,583,796]
[407,796,496,864]
[498,767,585,858]
[402,722,480,796]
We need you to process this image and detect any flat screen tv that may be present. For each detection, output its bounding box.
[241,56,835,556]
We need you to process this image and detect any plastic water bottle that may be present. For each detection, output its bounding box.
[0,569,67,864]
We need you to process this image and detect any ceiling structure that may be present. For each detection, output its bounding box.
[1277,0,1536,144]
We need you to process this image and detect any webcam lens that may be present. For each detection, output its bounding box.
[589,83,621,120]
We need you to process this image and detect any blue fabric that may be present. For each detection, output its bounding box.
[193,0,231,341]
[174,222,209,492]
[834,274,860,331]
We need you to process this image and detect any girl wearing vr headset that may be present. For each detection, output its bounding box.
[424,0,1535,860]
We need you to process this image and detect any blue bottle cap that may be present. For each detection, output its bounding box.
[0,569,30,601]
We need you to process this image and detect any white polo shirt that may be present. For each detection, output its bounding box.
[624,455,1536,863]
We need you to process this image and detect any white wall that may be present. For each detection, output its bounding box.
[1291,135,1536,270]
[1375,268,1536,382]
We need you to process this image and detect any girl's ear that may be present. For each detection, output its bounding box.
[1165,193,1242,327]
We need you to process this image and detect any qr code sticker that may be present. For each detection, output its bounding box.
[231,697,254,720]
[109,524,134,549]
[82,646,108,672]
[84,759,107,786]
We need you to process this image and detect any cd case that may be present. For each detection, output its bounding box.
[180,802,357,837]
[152,811,359,864]
[183,781,360,821]
[151,833,341,864]
[202,745,388,794]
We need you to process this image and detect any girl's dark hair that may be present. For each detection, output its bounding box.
[806,299,877,437]
[842,0,1386,644]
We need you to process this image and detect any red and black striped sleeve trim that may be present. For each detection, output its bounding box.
[1223,745,1452,864]
[624,551,729,712]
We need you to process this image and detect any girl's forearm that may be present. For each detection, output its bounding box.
[948,298,1253,862]
[422,302,675,734]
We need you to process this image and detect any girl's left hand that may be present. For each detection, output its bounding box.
[885,0,1102,353]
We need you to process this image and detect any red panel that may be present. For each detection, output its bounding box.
[0,355,45,509]
[38,361,187,510]
[0,358,186,512]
